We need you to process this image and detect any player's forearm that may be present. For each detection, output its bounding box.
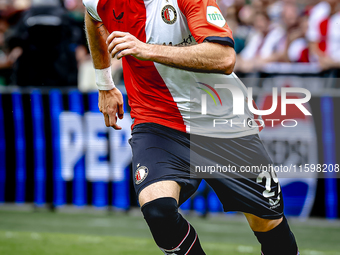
[107,31,235,74]
[84,12,111,69]
[146,42,236,75]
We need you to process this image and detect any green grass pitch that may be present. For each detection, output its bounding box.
[0,208,339,255]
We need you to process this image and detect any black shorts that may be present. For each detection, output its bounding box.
[129,123,283,219]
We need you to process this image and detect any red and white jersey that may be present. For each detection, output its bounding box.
[315,12,340,60]
[287,38,309,63]
[240,26,285,60]
[306,1,340,60]
[83,0,261,138]
[306,1,330,43]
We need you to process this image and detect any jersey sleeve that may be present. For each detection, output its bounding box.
[83,0,102,22]
[178,0,234,48]
[306,1,330,42]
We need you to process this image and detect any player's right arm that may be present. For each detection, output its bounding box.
[84,11,124,130]
[106,0,236,75]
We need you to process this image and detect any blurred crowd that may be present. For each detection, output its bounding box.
[0,0,122,90]
[0,0,338,89]
[219,0,340,75]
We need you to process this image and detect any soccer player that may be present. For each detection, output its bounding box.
[83,0,299,254]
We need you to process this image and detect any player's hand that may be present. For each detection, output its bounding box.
[98,88,124,130]
[106,31,149,60]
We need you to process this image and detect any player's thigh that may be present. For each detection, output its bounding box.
[139,180,181,207]
[244,213,283,232]
[130,123,198,206]
[203,134,283,219]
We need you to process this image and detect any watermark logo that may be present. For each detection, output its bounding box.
[196,82,223,115]
[198,84,312,116]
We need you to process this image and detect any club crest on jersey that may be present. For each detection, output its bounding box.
[135,166,149,185]
[161,5,177,25]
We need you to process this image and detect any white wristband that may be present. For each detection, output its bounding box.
[95,66,116,90]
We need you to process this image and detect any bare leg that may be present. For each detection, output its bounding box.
[244,213,282,232]
[139,180,181,206]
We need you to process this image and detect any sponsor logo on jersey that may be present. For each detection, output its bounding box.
[206,6,226,27]
[135,165,149,185]
[163,35,195,47]
[112,9,124,23]
[161,5,177,25]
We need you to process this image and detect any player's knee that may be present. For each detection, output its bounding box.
[141,197,179,227]
[141,197,205,254]
[141,197,182,248]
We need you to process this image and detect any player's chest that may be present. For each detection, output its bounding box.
[100,0,194,45]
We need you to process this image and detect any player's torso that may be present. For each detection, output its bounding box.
[98,0,192,45]
[96,0,259,138]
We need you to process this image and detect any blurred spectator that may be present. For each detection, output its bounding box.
[229,3,254,54]
[65,0,89,65]
[286,15,310,63]
[64,0,95,92]
[274,2,310,63]
[7,0,82,86]
[235,11,285,73]
[0,0,336,84]
[0,12,24,85]
[63,0,124,91]
[307,0,340,71]
[265,0,284,23]
[251,0,282,21]
[0,15,12,85]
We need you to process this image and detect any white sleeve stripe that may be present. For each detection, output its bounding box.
[83,0,102,22]
[86,10,101,22]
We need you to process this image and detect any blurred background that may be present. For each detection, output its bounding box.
[0,0,339,254]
